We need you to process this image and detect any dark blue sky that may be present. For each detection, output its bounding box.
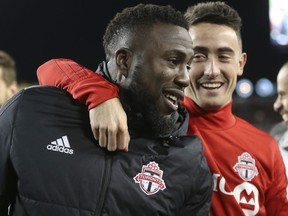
[1,0,287,84]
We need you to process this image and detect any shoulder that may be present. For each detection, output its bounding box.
[19,85,86,113]
[0,85,89,132]
[270,121,287,137]
[235,116,277,143]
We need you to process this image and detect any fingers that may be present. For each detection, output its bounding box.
[89,98,130,152]
[117,127,130,152]
[98,127,107,149]
[94,125,130,152]
[107,129,117,151]
[106,126,130,152]
[93,128,99,141]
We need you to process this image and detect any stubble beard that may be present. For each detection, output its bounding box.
[127,66,178,137]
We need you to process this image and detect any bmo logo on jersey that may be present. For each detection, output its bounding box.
[213,152,260,215]
[213,174,259,215]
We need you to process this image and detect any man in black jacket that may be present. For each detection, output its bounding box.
[0,4,212,216]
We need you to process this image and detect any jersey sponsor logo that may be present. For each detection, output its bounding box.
[213,174,260,215]
[47,135,74,155]
[233,152,259,181]
[235,182,259,215]
[134,161,166,195]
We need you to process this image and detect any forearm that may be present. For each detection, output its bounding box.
[37,58,119,109]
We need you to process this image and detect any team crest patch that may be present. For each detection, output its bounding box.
[233,152,259,181]
[133,161,166,195]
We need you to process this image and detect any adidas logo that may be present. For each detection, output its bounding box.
[47,135,74,154]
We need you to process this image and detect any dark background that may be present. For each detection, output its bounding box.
[1,0,287,131]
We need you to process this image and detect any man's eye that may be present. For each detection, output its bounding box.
[192,54,205,62]
[279,93,287,99]
[168,59,177,65]
[219,55,230,61]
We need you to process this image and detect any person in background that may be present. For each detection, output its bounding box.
[0,50,18,106]
[270,61,288,178]
[0,4,213,215]
[37,1,288,215]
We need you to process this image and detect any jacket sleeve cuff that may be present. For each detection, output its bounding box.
[37,58,119,110]
[67,74,119,110]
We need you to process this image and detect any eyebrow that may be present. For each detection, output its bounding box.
[193,46,208,53]
[217,47,235,53]
[165,49,193,58]
[193,46,235,53]
[278,90,286,95]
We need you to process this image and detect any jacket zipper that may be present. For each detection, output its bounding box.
[94,154,112,216]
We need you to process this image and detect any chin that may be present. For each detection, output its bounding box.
[199,101,222,111]
[282,114,288,123]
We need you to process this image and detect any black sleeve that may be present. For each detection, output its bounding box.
[0,91,23,215]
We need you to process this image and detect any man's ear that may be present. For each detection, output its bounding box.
[116,48,132,78]
[238,52,247,76]
[7,81,18,98]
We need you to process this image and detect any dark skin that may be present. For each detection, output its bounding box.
[91,23,194,151]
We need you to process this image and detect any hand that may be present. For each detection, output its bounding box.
[89,98,130,151]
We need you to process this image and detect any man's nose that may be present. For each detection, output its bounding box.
[204,59,220,78]
[273,97,282,112]
[175,66,190,88]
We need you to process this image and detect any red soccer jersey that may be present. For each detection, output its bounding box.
[37,58,288,215]
[183,97,288,215]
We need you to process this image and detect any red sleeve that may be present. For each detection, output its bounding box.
[36,58,119,110]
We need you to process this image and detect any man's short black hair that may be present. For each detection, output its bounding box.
[103,3,188,57]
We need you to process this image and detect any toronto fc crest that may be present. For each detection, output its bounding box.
[133,161,166,195]
[233,152,259,181]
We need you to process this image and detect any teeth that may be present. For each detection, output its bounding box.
[201,82,222,88]
[164,94,177,102]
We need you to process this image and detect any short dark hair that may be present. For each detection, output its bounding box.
[184,1,242,48]
[0,50,17,86]
[103,3,188,57]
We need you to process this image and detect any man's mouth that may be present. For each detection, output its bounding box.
[164,93,178,105]
[163,89,184,112]
[201,82,222,89]
[281,113,288,122]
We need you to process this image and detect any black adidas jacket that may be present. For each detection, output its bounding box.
[0,86,212,216]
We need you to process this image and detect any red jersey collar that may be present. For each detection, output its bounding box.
[183,96,236,130]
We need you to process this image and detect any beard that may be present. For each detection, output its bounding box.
[141,103,179,137]
[121,66,179,138]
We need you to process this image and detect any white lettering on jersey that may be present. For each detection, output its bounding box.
[213,174,260,215]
